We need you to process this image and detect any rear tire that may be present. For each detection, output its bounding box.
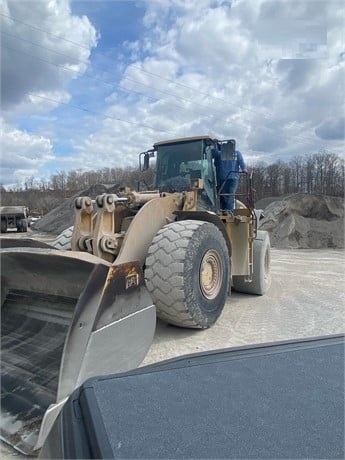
[1,219,7,233]
[52,226,73,250]
[145,220,230,329]
[232,230,271,295]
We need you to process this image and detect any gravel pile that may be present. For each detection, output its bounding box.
[33,184,119,235]
[259,193,344,249]
[35,186,344,249]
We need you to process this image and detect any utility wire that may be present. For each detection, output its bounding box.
[0,32,247,126]
[0,13,286,121]
[26,92,177,134]
[2,40,320,149]
[1,13,324,147]
[0,12,92,50]
[1,27,272,126]
[1,43,176,134]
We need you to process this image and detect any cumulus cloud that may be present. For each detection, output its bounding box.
[254,0,328,59]
[95,0,342,157]
[0,119,55,186]
[1,0,98,111]
[1,0,344,187]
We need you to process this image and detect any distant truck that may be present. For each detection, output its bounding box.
[0,205,29,232]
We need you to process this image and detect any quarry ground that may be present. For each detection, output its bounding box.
[1,229,344,458]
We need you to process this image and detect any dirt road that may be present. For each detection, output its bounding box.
[1,230,344,457]
[143,248,345,365]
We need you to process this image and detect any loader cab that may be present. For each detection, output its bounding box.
[152,136,219,211]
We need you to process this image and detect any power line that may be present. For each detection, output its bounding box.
[25,92,176,134]
[0,12,272,119]
[1,12,276,118]
[5,37,282,143]
[0,12,92,51]
[0,14,302,122]
[1,12,323,147]
[0,43,177,134]
[0,32,241,126]
[2,40,320,149]
[1,12,325,147]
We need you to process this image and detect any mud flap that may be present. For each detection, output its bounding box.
[1,247,156,455]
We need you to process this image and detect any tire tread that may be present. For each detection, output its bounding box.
[52,226,74,250]
[145,220,229,328]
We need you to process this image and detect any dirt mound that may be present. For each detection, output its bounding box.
[256,196,292,210]
[35,187,344,249]
[259,193,344,249]
[34,184,119,235]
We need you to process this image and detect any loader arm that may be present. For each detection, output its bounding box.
[116,193,182,265]
[71,192,183,263]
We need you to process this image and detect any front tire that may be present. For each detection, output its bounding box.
[145,220,230,329]
[52,226,73,250]
[1,219,7,233]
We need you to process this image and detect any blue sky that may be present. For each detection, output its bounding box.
[1,0,344,188]
[71,1,146,50]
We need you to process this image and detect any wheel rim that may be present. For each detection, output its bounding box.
[200,249,223,300]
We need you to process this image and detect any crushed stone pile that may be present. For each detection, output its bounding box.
[259,193,344,249]
[35,186,344,249]
[34,184,119,235]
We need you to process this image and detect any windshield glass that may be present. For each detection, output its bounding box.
[155,140,204,192]
[154,139,217,209]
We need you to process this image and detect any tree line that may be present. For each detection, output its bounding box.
[0,151,343,215]
[249,151,344,199]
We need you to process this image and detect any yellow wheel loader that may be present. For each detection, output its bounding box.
[0,136,271,455]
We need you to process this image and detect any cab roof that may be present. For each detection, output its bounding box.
[154,135,216,148]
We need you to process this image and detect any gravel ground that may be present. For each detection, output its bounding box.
[1,229,344,458]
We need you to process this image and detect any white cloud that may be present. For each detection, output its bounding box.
[67,0,344,172]
[1,0,98,111]
[1,0,344,187]
[0,119,55,186]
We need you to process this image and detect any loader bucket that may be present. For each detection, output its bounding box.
[0,245,156,455]
[0,238,54,249]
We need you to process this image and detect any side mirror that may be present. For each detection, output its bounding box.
[143,153,150,171]
[220,140,236,161]
[139,150,155,171]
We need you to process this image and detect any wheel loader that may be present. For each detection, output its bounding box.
[0,135,271,455]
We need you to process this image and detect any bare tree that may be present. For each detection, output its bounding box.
[2,151,343,212]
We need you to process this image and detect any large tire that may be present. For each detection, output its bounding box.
[232,230,271,295]
[16,218,27,232]
[145,220,230,329]
[52,226,74,250]
[1,219,7,233]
